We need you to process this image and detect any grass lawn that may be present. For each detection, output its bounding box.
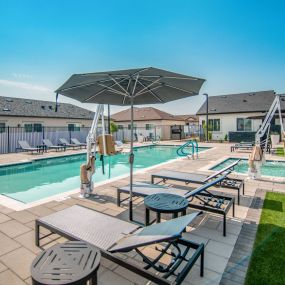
[245,192,285,285]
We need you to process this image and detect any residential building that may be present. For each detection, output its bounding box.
[0,96,94,132]
[196,90,285,141]
[111,107,188,140]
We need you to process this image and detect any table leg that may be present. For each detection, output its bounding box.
[90,273,97,285]
[156,212,161,223]
[145,208,150,226]
[172,212,178,219]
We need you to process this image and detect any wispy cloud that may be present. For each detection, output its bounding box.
[11,73,33,80]
[0,79,51,92]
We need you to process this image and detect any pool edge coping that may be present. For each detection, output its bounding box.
[0,144,214,211]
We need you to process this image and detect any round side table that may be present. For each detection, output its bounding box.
[31,241,101,285]
[144,193,189,225]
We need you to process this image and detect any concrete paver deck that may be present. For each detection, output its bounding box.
[0,142,284,285]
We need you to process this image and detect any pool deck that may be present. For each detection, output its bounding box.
[0,142,284,285]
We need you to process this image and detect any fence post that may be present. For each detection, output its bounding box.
[42,126,45,140]
[69,129,72,143]
[7,126,10,153]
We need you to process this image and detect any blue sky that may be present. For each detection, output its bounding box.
[0,0,284,114]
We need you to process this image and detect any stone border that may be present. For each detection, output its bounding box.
[220,189,266,285]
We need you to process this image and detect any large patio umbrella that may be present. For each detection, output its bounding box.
[55,67,205,220]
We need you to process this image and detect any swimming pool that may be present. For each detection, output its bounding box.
[211,157,285,178]
[0,145,209,203]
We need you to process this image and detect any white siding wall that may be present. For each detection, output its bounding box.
[0,116,93,127]
[198,112,264,140]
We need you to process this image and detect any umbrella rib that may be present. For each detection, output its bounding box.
[97,83,127,96]
[84,77,132,102]
[138,75,199,80]
[136,79,164,103]
[134,85,163,97]
[141,78,196,95]
[58,68,150,93]
[135,77,162,96]
[108,75,129,95]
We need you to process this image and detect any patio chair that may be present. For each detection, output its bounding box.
[17,140,39,154]
[231,142,254,152]
[71,138,87,148]
[59,138,80,149]
[43,139,65,151]
[117,173,235,236]
[151,159,244,204]
[35,205,204,285]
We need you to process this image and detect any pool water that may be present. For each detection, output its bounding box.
[212,158,285,178]
[0,145,209,203]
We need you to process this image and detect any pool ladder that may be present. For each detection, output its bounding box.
[176,140,199,159]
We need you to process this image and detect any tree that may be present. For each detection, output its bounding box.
[110,121,118,133]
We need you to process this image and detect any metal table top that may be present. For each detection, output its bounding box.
[31,241,101,285]
[144,193,188,213]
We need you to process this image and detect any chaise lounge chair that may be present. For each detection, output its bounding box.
[59,138,81,149]
[35,205,204,285]
[43,139,65,151]
[117,174,235,236]
[17,140,40,154]
[71,138,87,148]
[151,159,244,204]
[231,142,254,152]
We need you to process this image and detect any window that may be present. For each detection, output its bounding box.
[118,125,124,129]
[0,123,5,133]
[24,123,42,133]
[128,124,137,130]
[208,119,221,131]
[68,124,81,131]
[33,124,42,132]
[24,124,33,133]
[146,124,154,130]
[237,118,252,131]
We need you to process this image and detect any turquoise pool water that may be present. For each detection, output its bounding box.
[211,158,285,178]
[0,145,209,203]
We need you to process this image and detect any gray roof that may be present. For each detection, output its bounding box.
[0,96,94,119]
[196,90,285,115]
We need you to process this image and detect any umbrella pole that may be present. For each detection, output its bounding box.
[129,95,134,220]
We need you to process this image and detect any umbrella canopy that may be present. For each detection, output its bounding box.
[55,67,205,221]
[55,67,205,105]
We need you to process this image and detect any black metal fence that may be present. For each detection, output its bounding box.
[0,125,203,154]
[0,127,90,154]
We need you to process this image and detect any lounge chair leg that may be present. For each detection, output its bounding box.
[242,182,245,195]
[232,200,235,217]
[129,200,133,221]
[35,223,40,247]
[117,190,121,207]
[151,176,154,184]
[223,214,226,237]
[237,187,240,205]
[145,208,150,226]
[200,246,204,277]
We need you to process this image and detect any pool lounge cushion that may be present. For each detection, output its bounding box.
[35,205,204,285]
